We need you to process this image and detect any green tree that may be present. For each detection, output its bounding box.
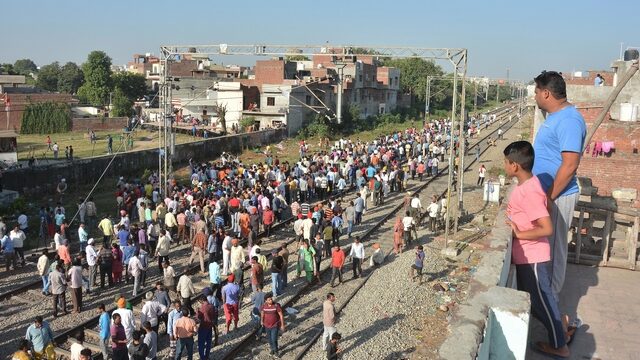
[77,51,113,106]
[0,63,16,75]
[20,102,71,134]
[36,62,61,92]
[112,72,147,100]
[110,72,147,117]
[382,58,444,103]
[13,59,37,75]
[111,88,134,117]
[58,62,84,94]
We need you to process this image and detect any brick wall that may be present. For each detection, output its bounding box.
[564,71,614,86]
[575,106,640,208]
[578,105,639,154]
[169,60,199,77]
[71,117,128,131]
[255,60,285,85]
[1,93,76,131]
[578,157,640,208]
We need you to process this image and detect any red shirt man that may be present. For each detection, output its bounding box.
[331,246,345,269]
[262,208,275,225]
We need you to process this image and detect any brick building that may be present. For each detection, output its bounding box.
[575,104,639,208]
[554,60,640,208]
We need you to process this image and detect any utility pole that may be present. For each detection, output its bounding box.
[444,68,458,244]
[496,81,500,103]
[336,65,344,124]
[485,81,489,106]
[425,76,432,118]
[454,57,468,234]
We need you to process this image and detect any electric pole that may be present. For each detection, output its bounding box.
[444,69,458,244]
[336,65,344,124]
[454,58,468,234]
[425,77,431,118]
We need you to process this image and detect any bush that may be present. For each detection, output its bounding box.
[20,101,72,134]
[240,116,257,130]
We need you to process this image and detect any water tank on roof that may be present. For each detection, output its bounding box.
[624,49,639,61]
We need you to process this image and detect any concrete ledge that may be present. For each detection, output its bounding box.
[440,287,530,360]
[439,185,531,360]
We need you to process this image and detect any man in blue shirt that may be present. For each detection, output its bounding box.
[97,303,110,359]
[532,71,586,301]
[1,233,16,271]
[167,300,183,358]
[25,316,55,359]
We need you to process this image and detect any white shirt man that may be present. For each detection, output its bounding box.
[221,235,232,275]
[140,292,167,329]
[410,196,422,211]
[402,215,415,232]
[427,201,439,218]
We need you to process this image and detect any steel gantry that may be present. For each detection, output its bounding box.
[158,44,468,243]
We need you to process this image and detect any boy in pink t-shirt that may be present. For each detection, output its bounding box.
[503,141,570,358]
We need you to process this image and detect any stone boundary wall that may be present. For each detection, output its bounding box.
[4,128,286,193]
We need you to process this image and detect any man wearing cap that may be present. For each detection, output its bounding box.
[197,288,218,359]
[140,291,167,333]
[229,238,244,274]
[113,296,135,341]
[222,274,240,334]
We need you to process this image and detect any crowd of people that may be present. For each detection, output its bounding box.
[8,111,501,359]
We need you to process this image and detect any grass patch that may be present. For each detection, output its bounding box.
[17,129,198,161]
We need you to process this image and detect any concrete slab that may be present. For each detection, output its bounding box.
[526,264,640,360]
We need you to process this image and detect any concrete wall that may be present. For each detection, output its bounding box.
[3,128,286,194]
[566,84,612,105]
[439,185,531,360]
[611,60,640,120]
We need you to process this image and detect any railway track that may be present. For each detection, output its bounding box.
[213,105,523,359]
[1,103,519,359]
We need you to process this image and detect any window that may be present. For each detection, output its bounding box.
[267,97,275,106]
[359,74,363,82]
[306,95,312,105]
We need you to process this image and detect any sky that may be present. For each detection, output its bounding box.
[1,0,638,81]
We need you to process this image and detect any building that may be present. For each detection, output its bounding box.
[240,53,400,134]
[0,130,18,165]
[311,51,401,118]
[141,49,400,135]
